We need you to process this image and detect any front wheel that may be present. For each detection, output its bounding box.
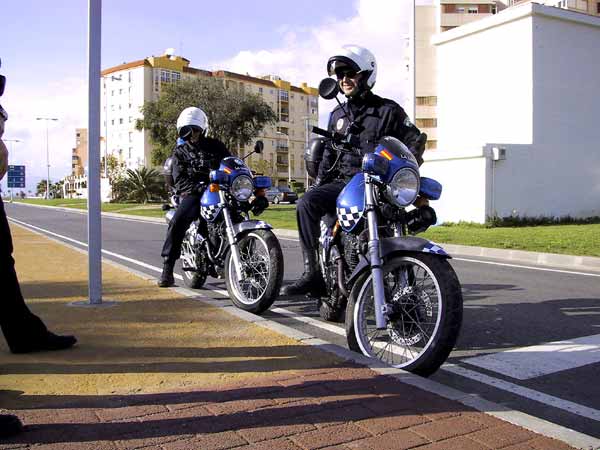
[346,253,462,377]
[225,229,283,314]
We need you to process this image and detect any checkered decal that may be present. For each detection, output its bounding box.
[200,204,221,222]
[337,206,363,231]
[422,242,448,256]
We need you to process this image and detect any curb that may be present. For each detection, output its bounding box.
[9,219,600,450]
[9,201,600,273]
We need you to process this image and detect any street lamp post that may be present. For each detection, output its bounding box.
[301,116,312,189]
[36,117,58,199]
[3,139,21,200]
[276,131,291,185]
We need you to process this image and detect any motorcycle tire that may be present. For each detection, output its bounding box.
[182,269,207,289]
[319,299,345,323]
[225,229,284,314]
[346,252,462,377]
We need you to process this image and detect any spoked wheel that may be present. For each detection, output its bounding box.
[225,230,283,314]
[346,253,463,377]
[180,229,207,289]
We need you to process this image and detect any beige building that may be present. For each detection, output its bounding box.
[415,2,504,152]
[71,128,88,177]
[100,50,319,189]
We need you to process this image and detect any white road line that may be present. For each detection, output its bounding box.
[8,217,182,280]
[453,257,600,278]
[443,364,600,422]
[462,334,600,380]
[9,217,600,424]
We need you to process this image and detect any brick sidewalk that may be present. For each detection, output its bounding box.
[1,364,573,450]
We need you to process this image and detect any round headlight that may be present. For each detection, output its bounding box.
[385,168,419,207]
[231,175,253,201]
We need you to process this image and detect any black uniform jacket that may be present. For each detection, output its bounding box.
[318,91,421,181]
[172,137,231,196]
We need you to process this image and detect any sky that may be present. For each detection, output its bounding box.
[0,0,424,193]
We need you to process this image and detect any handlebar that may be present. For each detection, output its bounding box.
[311,126,360,154]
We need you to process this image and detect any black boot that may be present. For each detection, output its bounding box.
[281,249,326,297]
[158,258,175,287]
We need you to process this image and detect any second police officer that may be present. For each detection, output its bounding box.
[158,106,231,287]
[282,45,427,297]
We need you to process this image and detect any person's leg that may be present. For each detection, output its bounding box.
[0,197,76,353]
[281,182,344,296]
[159,194,200,287]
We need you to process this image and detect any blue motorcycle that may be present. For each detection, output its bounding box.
[165,141,284,314]
[310,79,463,376]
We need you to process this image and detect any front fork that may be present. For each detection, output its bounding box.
[365,176,388,330]
[220,191,244,282]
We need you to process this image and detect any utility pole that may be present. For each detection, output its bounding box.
[36,117,58,199]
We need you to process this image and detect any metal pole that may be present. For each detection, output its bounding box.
[409,0,416,122]
[287,134,291,185]
[46,122,50,199]
[104,76,108,178]
[87,0,102,304]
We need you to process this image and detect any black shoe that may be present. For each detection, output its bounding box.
[281,248,326,297]
[0,414,23,438]
[158,259,175,287]
[10,331,77,354]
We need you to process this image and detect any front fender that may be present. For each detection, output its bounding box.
[347,236,450,286]
[232,220,273,238]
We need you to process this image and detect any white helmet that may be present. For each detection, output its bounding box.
[327,45,377,90]
[176,106,209,140]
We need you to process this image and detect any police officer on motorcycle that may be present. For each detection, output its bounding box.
[282,45,427,297]
[158,106,230,287]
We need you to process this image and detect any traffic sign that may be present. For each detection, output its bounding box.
[7,165,26,188]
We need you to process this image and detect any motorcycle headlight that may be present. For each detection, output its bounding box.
[385,168,419,207]
[230,175,253,201]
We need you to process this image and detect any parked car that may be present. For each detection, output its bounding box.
[265,186,298,204]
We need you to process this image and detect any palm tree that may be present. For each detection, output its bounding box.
[122,167,164,203]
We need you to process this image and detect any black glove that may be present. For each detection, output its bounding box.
[308,176,325,192]
[410,133,428,166]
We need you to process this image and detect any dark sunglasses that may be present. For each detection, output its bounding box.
[335,68,358,80]
[0,75,5,97]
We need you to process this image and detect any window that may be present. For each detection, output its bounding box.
[416,96,437,106]
[129,116,133,123]
[457,6,465,13]
[129,103,132,109]
[426,140,437,150]
[119,118,123,124]
[111,90,114,96]
[597,1,600,12]
[128,132,133,143]
[416,118,437,128]
[468,6,478,13]
[119,89,123,95]
[128,148,132,159]
[258,87,263,94]
[128,72,132,82]
[111,119,115,125]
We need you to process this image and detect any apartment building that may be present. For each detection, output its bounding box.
[508,0,600,16]
[71,128,88,177]
[100,50,319,189]
[415,1,504,152]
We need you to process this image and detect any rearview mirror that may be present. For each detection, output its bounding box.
[318,78,339,100]
[254,140,264,154]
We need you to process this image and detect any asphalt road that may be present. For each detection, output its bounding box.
[6,202,600,439]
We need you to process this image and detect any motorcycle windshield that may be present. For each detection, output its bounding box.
[200,189,222,222]
[336,174,365,232]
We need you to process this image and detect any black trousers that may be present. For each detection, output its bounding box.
[296,181,345,252]
[161,194,201,262]
[0,198,47,349]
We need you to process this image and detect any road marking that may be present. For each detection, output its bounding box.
[9,218,600,424]
[462,334,600,380]
[453,257,600,278]
[8,217,182,280]
[443,364,600,422]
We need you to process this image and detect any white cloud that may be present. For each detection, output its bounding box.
[1,76,87,193]
[210,0,414,127]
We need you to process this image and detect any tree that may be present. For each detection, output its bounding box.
[136,78,277,165]
[119,167,165,204]
[36,180,48,197]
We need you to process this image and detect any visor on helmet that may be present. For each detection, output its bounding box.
[327,57,361,78]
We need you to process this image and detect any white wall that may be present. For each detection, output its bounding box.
[431,3,600,221]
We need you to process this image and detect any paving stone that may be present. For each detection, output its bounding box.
[19,408,100,425]
[345,428,429,450]
[529,436,576,450]
[291,423,371,449]
[237,418,316,443]
[96,405,168,422]
[414,435,491,450]
[468,424,538,449]
[237,437,305,450]
[412,415,486,441]
[356,412,430,435]
[161,431,247,450]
